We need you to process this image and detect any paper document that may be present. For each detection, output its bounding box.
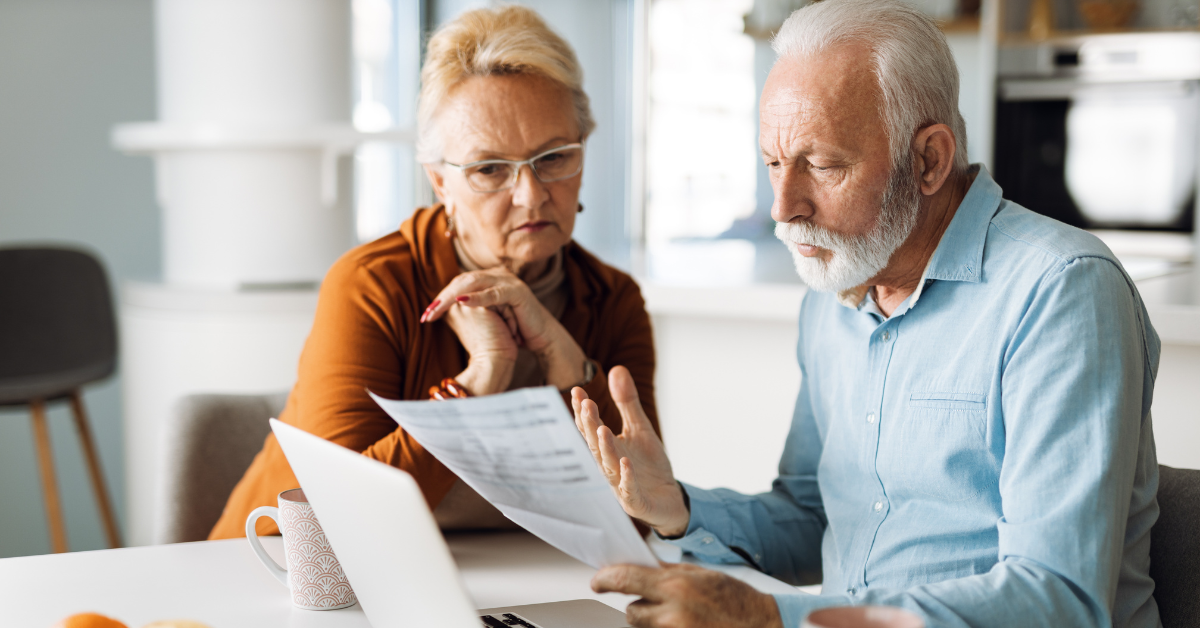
[369,387,658,569]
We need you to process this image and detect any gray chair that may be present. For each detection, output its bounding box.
[1150,464,1200,628]
[158,391,288,544]
[0,246,122,552]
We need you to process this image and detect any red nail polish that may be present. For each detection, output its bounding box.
[456,295,470,302]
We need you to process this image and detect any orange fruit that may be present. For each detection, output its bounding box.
[52,613,128,628]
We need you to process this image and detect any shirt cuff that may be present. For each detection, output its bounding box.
[656,483,752,567]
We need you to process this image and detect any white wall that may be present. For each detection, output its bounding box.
[0,0,158,557]
[645,284,806,494]
[654,314,799,494]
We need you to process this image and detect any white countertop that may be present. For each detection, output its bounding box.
[0,531,801,628]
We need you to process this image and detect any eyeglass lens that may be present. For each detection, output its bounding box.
[462,146,583,192]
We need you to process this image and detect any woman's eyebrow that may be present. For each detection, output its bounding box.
[465,137,576,162]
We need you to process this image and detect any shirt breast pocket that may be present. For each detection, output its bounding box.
[894,391,989,503]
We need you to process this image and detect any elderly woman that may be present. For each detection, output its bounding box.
[209,5,658,539]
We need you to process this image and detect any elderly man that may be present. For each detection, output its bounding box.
[571,0,1161,626]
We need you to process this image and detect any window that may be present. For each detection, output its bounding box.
[643,0,762,283]
[352,0,424,243]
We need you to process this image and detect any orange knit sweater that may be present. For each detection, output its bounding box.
[209,205,658,539]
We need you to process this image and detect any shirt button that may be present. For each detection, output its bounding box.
[873,501,883,512]
[881,331,891,341]
[702,536,714,544]
[866,412,876,424]
[848,587,857,595]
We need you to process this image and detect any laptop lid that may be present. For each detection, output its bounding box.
[270,419,480,628]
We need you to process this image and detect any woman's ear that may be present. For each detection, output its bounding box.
[423,163,448,203]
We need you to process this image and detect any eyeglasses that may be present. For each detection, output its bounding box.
[442,143,585,193]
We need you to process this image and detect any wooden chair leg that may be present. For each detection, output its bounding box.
[69,390,123,549]
[30,399,68,554]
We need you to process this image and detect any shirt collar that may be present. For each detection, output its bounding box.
[922,164,1001,285]
[836,164,1003,311]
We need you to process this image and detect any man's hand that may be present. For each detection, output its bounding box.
[571,366,689,537]
[593,563,783,628]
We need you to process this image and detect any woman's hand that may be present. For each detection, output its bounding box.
[443,302,518,395]
[422,267,588,390]
[572,366,690,537]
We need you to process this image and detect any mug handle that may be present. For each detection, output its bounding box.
[246,506,288,586]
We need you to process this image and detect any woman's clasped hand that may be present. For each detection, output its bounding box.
[422,266,588,394]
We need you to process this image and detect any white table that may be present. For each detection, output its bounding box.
[0,531,802,627]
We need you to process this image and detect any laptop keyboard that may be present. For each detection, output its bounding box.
[479,612,544,628]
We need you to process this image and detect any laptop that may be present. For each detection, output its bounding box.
[269,418,631,628]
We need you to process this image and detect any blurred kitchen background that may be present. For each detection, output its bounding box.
[2,0,1198,557]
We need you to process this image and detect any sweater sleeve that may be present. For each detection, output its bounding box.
[208,252,457,539]
[297,260,458,503]
[579,276,660,438]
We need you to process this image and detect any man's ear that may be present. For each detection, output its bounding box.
[912,123,957,197]
[423,163,448,203]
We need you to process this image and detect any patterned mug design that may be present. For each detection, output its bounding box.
[246,488,357,610]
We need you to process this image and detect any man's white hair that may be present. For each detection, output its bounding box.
[772,0,969,173]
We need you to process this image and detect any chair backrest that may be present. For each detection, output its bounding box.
[1150,464,1200,628]
[0,247,117,404]
[156,392,288,544]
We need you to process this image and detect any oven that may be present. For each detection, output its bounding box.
[994,33,1200,232]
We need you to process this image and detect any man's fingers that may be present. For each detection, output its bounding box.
[578,399,604,462]
[571,388,585,431]
[623,599,664,628]
[591,565,666,601]
[618,457,637,500]
[571,387,589,423]
[609,365,654,436]
[609,365,640,404]
[617,457,648,517]
[596,425,623,479]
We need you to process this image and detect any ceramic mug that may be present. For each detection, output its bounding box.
[246,488,357,610]
[802,606,924,628]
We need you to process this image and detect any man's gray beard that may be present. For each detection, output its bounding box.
[774,162,922,293]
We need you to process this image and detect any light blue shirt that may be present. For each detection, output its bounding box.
[668,167,1162,628]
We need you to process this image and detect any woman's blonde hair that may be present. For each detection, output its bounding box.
[416,5,595,163]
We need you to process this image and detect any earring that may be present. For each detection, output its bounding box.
[577,203,585,214]
[444,213,456,239]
